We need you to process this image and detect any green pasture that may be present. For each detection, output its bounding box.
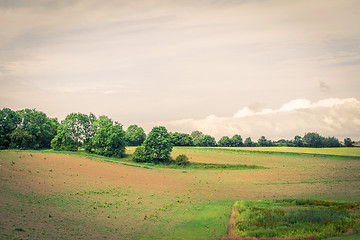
[1,147,359,239]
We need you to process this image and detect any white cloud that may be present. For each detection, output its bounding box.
[146,98,360,141]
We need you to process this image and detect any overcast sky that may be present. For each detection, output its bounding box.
[1,0,360,140]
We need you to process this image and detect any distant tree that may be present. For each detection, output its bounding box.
[344,138,354,147]
[0,108,21,149]
[293,135,304,147]
[325,136,341,147]
[197,135,217,147]
[191,130,204,146]
[143,126,173,163]
[244,137,254,147]
[170,132,194,146]
[51,125,77,151]
[231,134,243,147]
[258,136,272,147]
[10,127,35,149]
[303,132,325,148]
[125,125,146,146]
[218,136,232,147]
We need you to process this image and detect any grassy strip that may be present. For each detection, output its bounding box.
[233,199,360,239]
[196,147,360,159]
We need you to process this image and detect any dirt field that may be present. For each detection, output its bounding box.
[1,148,359,239]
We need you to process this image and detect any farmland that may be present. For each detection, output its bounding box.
[1,147,359,239]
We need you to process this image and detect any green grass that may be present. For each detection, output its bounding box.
[216,146,360,158]
[234,199,360,239]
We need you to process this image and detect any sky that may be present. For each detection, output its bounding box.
[1,0,360,140]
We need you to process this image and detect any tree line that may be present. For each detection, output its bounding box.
[0,108,356,156]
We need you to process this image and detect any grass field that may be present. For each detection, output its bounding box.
[1,147,359,239]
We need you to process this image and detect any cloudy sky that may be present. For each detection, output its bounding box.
[1,0,360,140]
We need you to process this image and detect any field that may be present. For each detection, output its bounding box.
[1,147,359,239]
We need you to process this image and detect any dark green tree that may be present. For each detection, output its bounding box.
[244,137,254,147]
[170,132,194,146]
[197,135,217,147]
[303,132,326,148]
[231,134,243,147]
[344,138,354,147]
[258,136,272,147]
[0,108,21,149]
[325,136,341,147]
[125,125,146,146]
[51,125,77,151]
[293,135,304,147]
[143,126,173,163]
[9,127,35,149]
[218,136,232,147]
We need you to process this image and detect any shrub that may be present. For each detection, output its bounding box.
[175,154,190,166]
[132,146,151,163]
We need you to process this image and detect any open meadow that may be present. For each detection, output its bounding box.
[1,147,359,239]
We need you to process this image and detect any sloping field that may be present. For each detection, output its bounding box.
[216,146,360,157]
[1,148,359,239]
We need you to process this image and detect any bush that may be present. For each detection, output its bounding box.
[132,146,151,163]
[175,154,190,166]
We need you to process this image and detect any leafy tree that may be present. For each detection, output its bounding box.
[244,137,254,147]
[143,126,173,163]
[231,134,243,147]
[325,136,340,147]
[170,132,194,146]
[344,138,354,147]
[303,132,326,148]
[191,130,204,146]
[92,116,126,157]
[197,135,217,147]
[50,125,77,151]
[132,145,150,163]
[258,136,273,147]
[218,136,232,147]
[0,108,21,149]
[293,135,304,147]
[59,112,96,150]
[125,125,146,146]
[9,127,35,149]
[175,154,190,166]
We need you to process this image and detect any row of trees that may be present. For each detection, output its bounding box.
[1,108,357,154]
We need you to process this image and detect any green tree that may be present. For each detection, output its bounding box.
[244,137,254,147]
[293,135,304,147]
[197,135,217,147]
[231,134,243,147]
[170,132,194,146]
[143,126,173,163]
[191,130,204,146]
[344,138,354,147]
[10,127,35,149]
[132,145,150,163]
[50,125,77,151]
[125,125,146,146]
[325,136,340,147]
[303,132,325,148]
[175,154,190,166]
[0,108,21,149]
[218,136,232,147]
[258,136,272,147]
[92,116,126,157]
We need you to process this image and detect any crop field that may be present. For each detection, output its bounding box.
[1,147,359,239]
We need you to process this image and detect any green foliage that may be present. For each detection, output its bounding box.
[143,126,173,163]
[0,108,21,149]
[258,136,273,147]
[235,199,360,239]
[170,132,194,146]
[196,135,217,147]
[0,108,58,150]
[132,146,151,163]
[293,135,304,147]
[51,125,77,151]
[344,138,354,147]
[125,125,146,146]
[231,134,243,147]
[175,154,190,166]
[191,130,204,146]
[244,137,254,147]
[218,136,232,147]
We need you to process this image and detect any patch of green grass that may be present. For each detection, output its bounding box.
[234,199,360,239]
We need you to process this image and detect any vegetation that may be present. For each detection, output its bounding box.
[124,125,146,146]
[170,132,194,146]
[133,126,173,163]
[175,154,190,166]
[234,199,360,239]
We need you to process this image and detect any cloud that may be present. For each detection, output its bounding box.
[145,98,360,141]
